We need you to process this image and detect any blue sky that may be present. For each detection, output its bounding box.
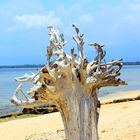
[0,0,140,65]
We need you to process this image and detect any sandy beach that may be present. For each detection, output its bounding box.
[0,90,140,140]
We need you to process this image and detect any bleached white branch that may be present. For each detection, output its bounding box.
[72,24,85,62]
[11,25,126,111]
[15,73,36,82]
[11,84,44,108]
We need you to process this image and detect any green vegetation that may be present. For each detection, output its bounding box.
[0,62,140,69]
[0,64,44,68]
[123,62,140,65]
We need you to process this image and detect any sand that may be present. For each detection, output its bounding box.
[0,90,140,140]
[99,89,140,103]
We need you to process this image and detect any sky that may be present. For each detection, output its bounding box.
[0,0,140,65]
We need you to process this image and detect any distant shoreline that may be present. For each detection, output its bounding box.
[0,64,44,69]
[0,62,140,68]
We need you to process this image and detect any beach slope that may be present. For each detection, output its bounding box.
[0,91,140,140]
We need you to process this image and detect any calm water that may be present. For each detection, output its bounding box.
[0,68,37,116]
[0,66,140,115]
[100,65,140,96]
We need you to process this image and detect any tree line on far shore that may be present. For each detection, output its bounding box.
[0,62,140,68]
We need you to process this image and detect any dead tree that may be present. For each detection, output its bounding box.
[11,25,127,140]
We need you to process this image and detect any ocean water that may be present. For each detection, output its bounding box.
[100,65,140,96]
[0,66,140,115]
[0,68,37,116]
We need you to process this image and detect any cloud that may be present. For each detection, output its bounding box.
[124,2,140,24]
[2,0,140,64]
[8,11,62,31]
[78,14,94,23]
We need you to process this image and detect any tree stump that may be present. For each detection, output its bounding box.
[11,24,127,140]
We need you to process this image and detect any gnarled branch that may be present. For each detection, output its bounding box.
[11,25,127,109]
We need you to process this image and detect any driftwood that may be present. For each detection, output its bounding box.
[11,25,127,140]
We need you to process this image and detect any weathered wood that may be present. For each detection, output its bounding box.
[58,87,99,140]
[11,24,127,140]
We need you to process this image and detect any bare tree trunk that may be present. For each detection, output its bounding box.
[11,25,127,140]
[58,87,99,140]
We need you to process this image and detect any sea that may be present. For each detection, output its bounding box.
[0,65,140,116]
